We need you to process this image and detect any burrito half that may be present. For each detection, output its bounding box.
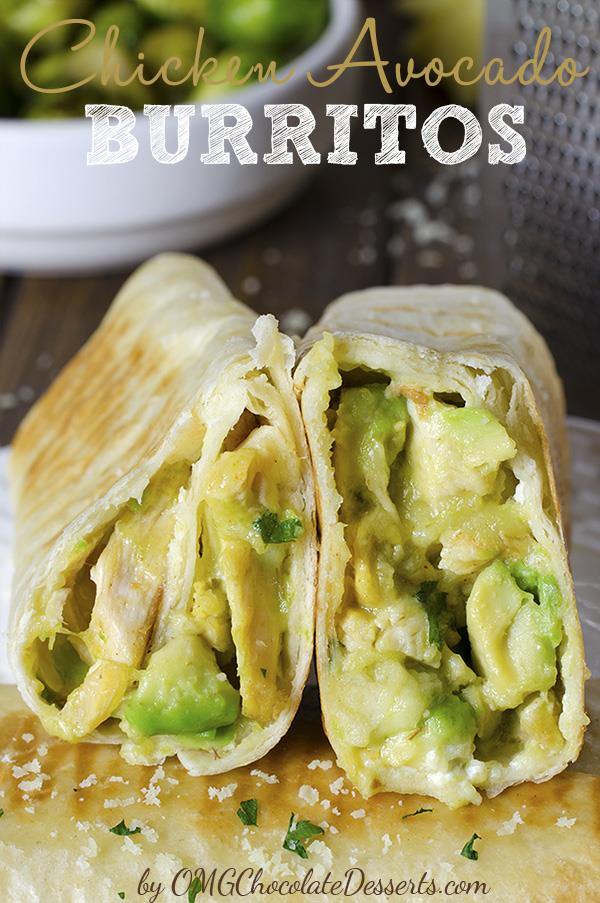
[295,286,587,807]
[9,253,316,773]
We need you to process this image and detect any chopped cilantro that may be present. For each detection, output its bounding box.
[253,510,303,544]
[117,895,125,900]
[74,539,89,554]
[402,807,433,820]
[109,819,141,836]
[282,813,324,859]
[460,832,480,860]
[127,497,142,512]
[416,581,445,649]
[237,798,259,826]
[188,876,203,902]
[0,808,3,818]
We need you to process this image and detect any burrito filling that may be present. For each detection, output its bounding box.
[30,405,303,752]
[323,371,566,806]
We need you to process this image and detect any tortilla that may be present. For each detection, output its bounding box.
[0,681,597,901]
[294,286,587,807]
[8,253,316,774]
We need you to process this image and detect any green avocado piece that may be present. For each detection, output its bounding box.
[205,0,328,50]
[407,400,517,504]
[466,560,561,710]
[334,384,408,518]
[122,635,240,737]
[510,561,563,646]
[421,694,477,755]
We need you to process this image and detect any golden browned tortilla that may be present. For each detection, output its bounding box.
[0,682,598,901]
[294,286,587,807]
[9,253,316,775]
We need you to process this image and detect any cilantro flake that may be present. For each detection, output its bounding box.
[460,832,481,860]
[237,798,259,826]
[282,812,324,859]
[188,876,203,902]
[416,581,445,649]
[117,895,125,900]
[254,510,303,544]
[109,819,141,836]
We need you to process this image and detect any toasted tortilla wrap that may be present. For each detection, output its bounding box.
[294,286,588,808]
[9,253,316,773]
[0,681,598,900]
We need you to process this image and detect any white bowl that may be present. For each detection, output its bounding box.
[0,0,361,274]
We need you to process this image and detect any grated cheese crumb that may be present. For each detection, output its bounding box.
[208,783,238,802]
[122,836,141,855]
[329,825,339,835]
[79,774,97,789]
[36,744,48,757]
[350,809,366,819]
[21,733,34,743]
[307,759,333,771]
[496,811,524,836]
[103,796,136,809]
[298,785,319,805]
[556,816,576,828]
[382,833,392,854]
[320,799,331,810]
[140,784,161,807]
[250,769,279,785]
[12,759,41,779]
[108,776,127,784]
[329,777,344,796]
[18,773,48,794]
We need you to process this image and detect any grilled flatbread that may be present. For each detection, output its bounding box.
[9,253,316,774]
[0,682,597,901]
[294,286,587,807]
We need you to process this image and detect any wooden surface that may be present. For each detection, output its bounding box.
[1,5,599,442]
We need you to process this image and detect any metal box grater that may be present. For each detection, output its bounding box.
[479,0,600,415]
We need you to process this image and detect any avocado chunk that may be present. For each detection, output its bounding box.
[406,400,517,505]
[334,384,408,519]
[381,693,476,772]
[421,694,477,761]
[333,384,408,609]
[122,635,240,737]
[466,560,561,710]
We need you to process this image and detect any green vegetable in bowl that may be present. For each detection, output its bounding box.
[2,0,330,120]
[25,38,146,118]
[188,45,284,100]
[142,24,206,76]
[94,2,148,50]
[135,0,208,22]
[0,0,88,45]
[205,0,328,49]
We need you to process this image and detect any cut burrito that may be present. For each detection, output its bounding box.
[9,253,316,773]
[295,286,588,807]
